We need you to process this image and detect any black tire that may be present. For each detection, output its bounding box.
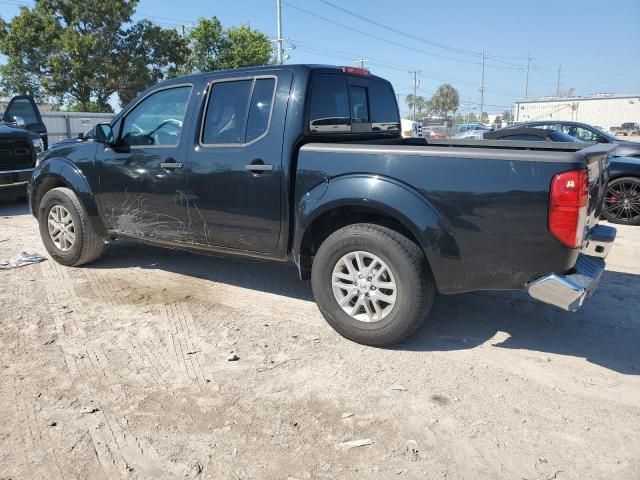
[602,177,640,226]
[311,223,436,346]
[38,187,106,266]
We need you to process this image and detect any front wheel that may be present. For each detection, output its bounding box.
[603,177,640,226]
[311,223,436,346]
[38,187,107,266]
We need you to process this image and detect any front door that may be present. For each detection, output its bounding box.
[2,95,48,148]
[185,72,292,253]
[96,84,195,242]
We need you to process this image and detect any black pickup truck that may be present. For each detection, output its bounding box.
[29,64,616,346]
[1,95,47,196]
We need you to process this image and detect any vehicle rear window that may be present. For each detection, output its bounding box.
[309,73,399,134]
[369,82,400,133]
[309,74,350,133]
[201,77,277,145]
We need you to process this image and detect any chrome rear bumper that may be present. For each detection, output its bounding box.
[526,225,616,312]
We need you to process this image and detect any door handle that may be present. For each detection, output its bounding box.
[161,161,183,170]
[245,164,274,172]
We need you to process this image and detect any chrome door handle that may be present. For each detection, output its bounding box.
[161,162,183,169]
[245,164,273,172]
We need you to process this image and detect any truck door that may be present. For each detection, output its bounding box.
[2,95,48,149]
[185,71,292,253]
[95,83,195,242]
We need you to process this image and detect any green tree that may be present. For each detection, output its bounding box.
[479,111,489,124]
[501,109,514,123]
[466,112,478,123]
[405,94,430,121]
[0,0,188,110]
[184,17,272,74]
[429,84,459,120]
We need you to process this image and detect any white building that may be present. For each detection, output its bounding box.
[513,94,640,131]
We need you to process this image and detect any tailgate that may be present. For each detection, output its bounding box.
[581,143,616,229]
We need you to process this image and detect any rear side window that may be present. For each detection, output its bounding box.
[309,74,350,133]
[201,77,276,145]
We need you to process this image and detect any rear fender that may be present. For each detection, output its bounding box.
[294,174,459,288]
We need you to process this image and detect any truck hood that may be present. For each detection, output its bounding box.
[0,124,40,141]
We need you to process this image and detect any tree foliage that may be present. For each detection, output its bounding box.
[405,94,431,121]
[0,3,273,110]
[501,109,513,123]
[183,17,272,74]
[429,83,459,119]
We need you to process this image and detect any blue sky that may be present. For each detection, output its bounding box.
[1,0,639,116]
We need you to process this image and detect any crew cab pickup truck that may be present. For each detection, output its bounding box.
[28,64,616,346]
[1,95,47,196]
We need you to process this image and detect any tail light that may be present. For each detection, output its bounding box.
[549,169,589,248]
[342,66,370,76]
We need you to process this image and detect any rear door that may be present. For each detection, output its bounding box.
[185,71,293,253]
[2,95,48,149]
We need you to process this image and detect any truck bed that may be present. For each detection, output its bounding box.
[296,141,613,294]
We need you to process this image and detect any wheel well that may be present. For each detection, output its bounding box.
[297,205,422,279]
[33,177,68,217]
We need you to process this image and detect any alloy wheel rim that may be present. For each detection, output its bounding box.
[332,250,397,323]
[47,205,76,251]
[605,181,640,223]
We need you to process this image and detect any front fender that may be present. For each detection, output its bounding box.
[294,174,460,287]
[30,156,106,236]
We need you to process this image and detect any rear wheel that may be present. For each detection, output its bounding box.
[38,187,106,266]
[603,177,640,226]
[311,223,435,346]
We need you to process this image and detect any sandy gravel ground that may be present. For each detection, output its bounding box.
[0,195,639,480]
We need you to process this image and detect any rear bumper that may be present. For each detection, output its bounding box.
[526,225,616,312]
[0,168,34,189]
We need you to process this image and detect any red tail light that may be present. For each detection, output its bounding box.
[549,169,589,248]
[342,66,370,76]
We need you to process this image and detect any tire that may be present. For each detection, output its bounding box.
[603,177,640,226]
[38,187,106,266]
[311,223,436,346]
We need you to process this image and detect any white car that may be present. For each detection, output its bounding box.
[401,119,424,138]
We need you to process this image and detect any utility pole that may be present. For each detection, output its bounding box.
[479,50,485,124]
[353,58,368,69]
[556,64,562,97]
[276,0,284,65]
[524,52,530,100]
[410,71,420,121]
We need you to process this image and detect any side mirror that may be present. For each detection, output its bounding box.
[95,123,114,145]
[77,132,85,140]
[12,116,26,128]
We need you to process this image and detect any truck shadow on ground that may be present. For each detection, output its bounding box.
[95,240,640,376]
[0,197,30,217]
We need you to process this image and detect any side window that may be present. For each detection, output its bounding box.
[245,78,276,142]
[202,80,252,144]
[309,74,350,133]
[349,86,369,123]
[370,82,400,132]
[121,86,191,147]
[5,98,39,125]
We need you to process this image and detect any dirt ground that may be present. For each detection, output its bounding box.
[0,195,639,480]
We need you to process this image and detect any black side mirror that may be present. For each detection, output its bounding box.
[95,123,114,145]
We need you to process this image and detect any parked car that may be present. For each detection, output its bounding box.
[453,122,490,139]
[29,64,615,346]
[485,127,640,226]
[1,95,46,198]
[611,122,640,136]
[400,118,423,138]
[425,125,447,139]
[503,121,640,158]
